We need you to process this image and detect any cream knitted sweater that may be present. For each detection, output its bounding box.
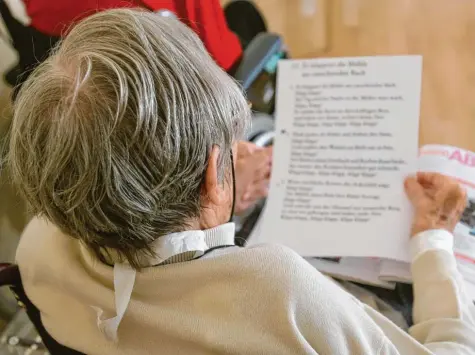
[17,217,475,354]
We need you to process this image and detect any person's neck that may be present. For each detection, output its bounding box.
[99,223,236,268]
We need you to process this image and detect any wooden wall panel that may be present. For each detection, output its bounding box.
[330,0,475,150]
[223,0,475,151]
[222,0,329,56]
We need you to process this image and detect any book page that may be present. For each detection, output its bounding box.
[379,260,412,283]
[257,56,422,262]
[306,257,396,289]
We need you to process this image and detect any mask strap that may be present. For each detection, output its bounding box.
[229,150,236,223]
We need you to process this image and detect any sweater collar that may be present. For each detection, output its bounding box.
[93,223,236,343]
[102,223,236,267]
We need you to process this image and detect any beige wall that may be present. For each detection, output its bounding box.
[0,0,20,116]
[0,2,23,265]
[1,0,28,94]
[0,24,17,98]
[225,0,475,151]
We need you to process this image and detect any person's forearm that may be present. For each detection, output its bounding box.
[409,230,475,352]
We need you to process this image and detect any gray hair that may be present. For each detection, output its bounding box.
[8,9,250,269]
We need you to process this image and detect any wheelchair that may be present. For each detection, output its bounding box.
[0,8,285,354]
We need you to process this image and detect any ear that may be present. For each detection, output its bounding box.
[203,146,226,206]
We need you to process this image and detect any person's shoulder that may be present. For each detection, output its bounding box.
[16,217,76,269]
[237,243,327,282]
[242,243,306,264]
[17,217,54,255]
[245,243,312,262]
[234,244,364,313]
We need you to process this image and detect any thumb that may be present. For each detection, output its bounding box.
[404,176,425,205]
[237,141,258,158]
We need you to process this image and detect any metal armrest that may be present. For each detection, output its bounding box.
[233,32,283,90]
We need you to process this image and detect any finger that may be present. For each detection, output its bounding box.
[256,146,273,161]
[263,167,271,180]
[441,183,467,220]
[253,163,272,182]
[237,141,259,158]
[235,201,252,214]
[245,146,272,163]
[461,186,468,208]
[247,149,273,172]
[243,180,270,202]
[235,149,271,194]
[236,150,268,177]
[263,145,273,157]
[235,162,254,187]
[254,180,270,198]
[234,197,253,215]
[417,172,447,189]
[404,176,425,205]
[432,175,461,205]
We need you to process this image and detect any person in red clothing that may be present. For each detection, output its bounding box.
[5,0,267,96]
[22,0,243,72]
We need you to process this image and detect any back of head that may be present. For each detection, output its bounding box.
[8,8,250,268]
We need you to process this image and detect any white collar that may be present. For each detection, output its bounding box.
[94,223,236,342]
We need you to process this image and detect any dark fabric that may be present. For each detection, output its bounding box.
[0,264,85,355]
[195,245,237,259]
[15,28,60,81]
[10,26,60,101]
[0,2,60,100]
[0,263,20,286]
[0,1,28,51]
[224,0,267,49]
[358,282,414,327]
[4,64,21,87]
[235,203,263,246]
[0,1,60,76]
[229,150,237,222]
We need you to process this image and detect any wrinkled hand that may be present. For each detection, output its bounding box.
[404,172,467,237]
[234,141,273,215]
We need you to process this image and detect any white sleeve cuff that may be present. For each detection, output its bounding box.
[410,229,454,262]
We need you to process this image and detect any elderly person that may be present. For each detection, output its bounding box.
[9,9,475,355]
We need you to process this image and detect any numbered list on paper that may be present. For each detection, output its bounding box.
[259,56,422,261]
